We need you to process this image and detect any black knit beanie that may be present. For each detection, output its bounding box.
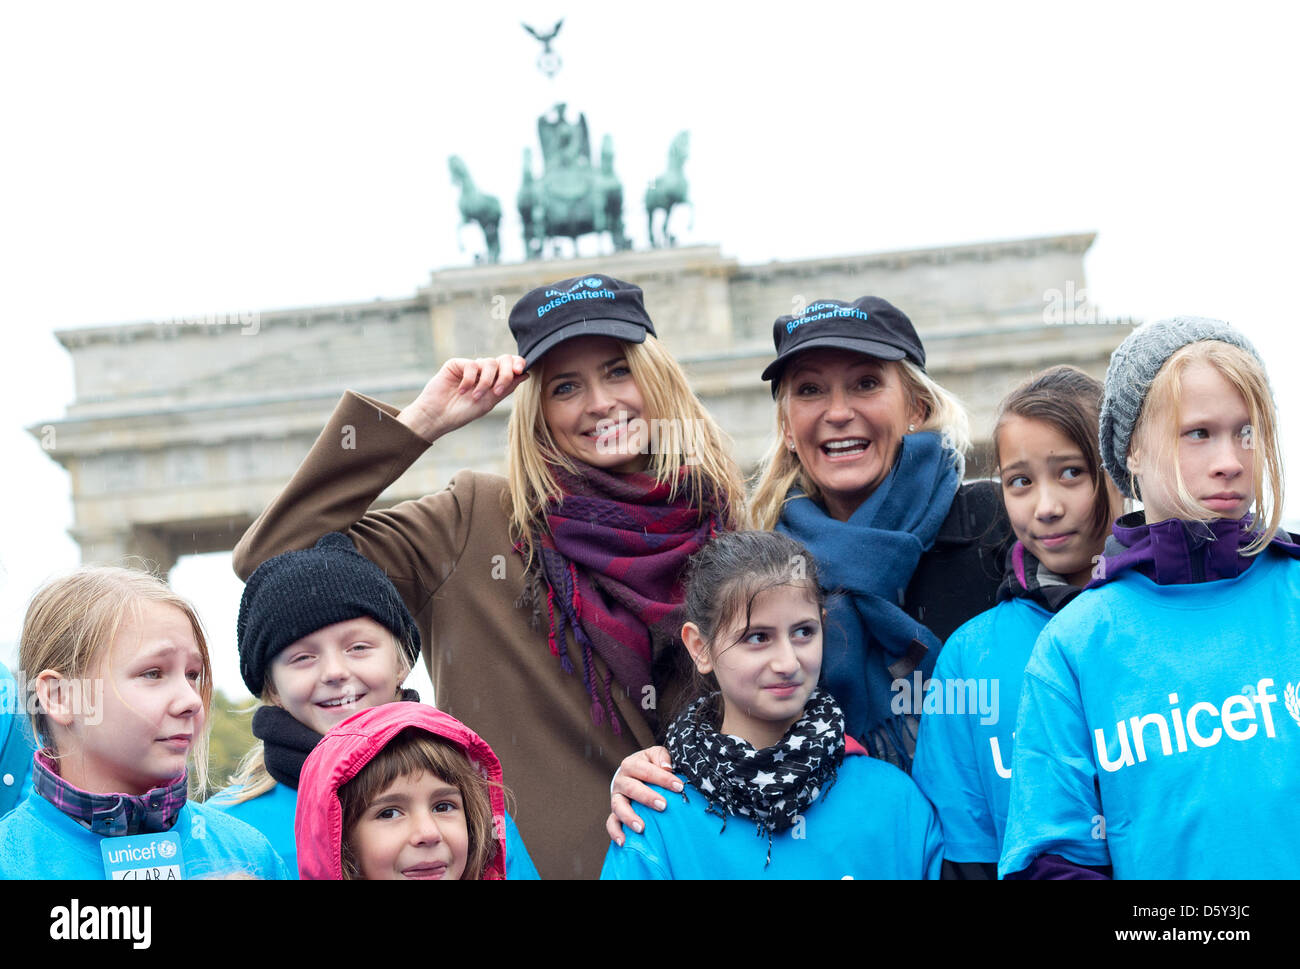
[237,533,422,696]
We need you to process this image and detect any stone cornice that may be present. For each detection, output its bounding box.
[731,232,1097,281]
[52,233,1096,348]
[54,295,428,349]
[423,245,737,302]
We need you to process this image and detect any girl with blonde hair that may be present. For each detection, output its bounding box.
[210,532,536,877]
[1001,318,1299,879]
[233,273,743,878]
[0,567,286,879]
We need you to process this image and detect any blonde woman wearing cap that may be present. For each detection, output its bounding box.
[233,274,744,879]
[608,297,1012,862]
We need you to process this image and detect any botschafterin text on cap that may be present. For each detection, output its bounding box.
[509,274,656,369]
[760,296,926,395]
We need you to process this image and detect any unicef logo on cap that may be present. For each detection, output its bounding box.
[157,839,177,859]
[583,277,604,288]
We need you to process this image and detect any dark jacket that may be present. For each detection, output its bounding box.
[903,479,1012,644]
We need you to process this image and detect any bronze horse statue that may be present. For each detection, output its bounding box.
[449,155,501,264]
[517,148,543,259]
[646,131,692,248]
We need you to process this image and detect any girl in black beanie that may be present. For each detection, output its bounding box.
[207,533,419,874]
[208,533,538,879]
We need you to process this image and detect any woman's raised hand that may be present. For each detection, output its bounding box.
[397,354,529,442]
[605,745,681,847]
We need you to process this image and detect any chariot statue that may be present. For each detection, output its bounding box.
[446,18,691,263]
[520,102,630,258]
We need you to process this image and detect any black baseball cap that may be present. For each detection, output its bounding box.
[509,274,656,370]
[760,296,926,395]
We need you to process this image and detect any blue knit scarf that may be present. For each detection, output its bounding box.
[777,431,961,771]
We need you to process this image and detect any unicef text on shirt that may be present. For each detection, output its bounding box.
[1093,677,1294,773]
[105,840,171,865]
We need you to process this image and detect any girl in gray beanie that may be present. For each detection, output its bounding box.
[1000,316,1300,880]
[1097,315,1285,542]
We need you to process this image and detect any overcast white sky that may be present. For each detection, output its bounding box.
[3,1,1298,700]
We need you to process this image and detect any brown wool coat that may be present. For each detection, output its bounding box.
[233,391,659,879]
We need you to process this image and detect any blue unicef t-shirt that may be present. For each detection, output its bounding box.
[912,597,1049,863]
[0,663,36,818]
[209,779,541,879]
[999,551,1300,879]
[0,793,288,879]
[209,780,300,874]
[601,754,943,879]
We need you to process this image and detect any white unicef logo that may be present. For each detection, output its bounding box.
[1285,682,1300,726]
[158,840,177,859]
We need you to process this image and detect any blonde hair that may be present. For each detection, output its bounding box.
[338,728,498,880]
[223,634,414,804]
[18,567,214,796]
[222,685,278,804]
[1129,340,1285,554]
[750,358,971,530]
[506,335,747,554]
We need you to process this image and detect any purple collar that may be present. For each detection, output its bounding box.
[997,541,1083,614]
[1088,514,1300,588]
[32,750,187,836]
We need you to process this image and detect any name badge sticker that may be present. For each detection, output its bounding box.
[100,832,184,880]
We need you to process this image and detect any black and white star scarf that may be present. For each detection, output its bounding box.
[664,688,846,866]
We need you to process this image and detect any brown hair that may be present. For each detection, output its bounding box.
[338,728,497,880]
[18,566,214,795]
[993,365,1119,546]
[678,531,826,723]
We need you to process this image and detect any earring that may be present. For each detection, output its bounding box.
[786,440,796,451]
[908,424,916,432]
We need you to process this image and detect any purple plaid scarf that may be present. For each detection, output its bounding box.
[529,462,723,736]
[32,750,186,836]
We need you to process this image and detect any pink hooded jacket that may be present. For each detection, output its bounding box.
[295,701,508,880]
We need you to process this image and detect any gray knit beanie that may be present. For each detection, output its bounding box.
[1099,316,1265,498]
